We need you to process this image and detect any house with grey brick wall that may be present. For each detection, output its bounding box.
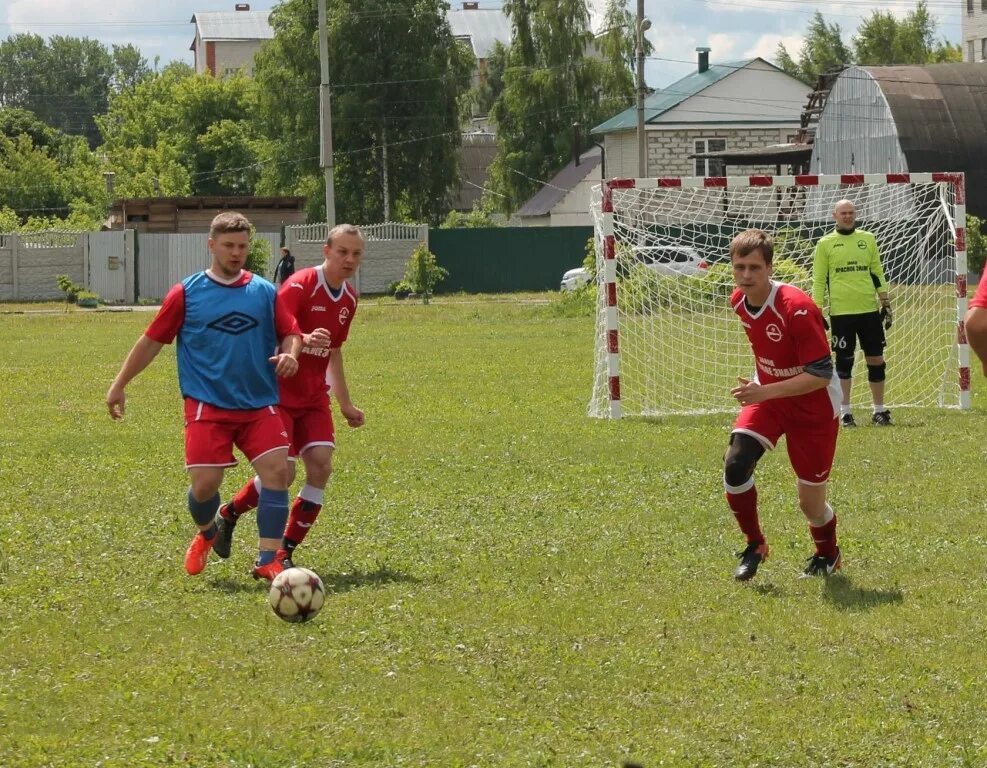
[592,52,807,180]
[962,0,987,62]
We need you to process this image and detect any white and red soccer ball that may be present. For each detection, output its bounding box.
[268,567,325,623]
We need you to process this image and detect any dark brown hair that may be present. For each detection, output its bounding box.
[209,212,252,239]
[729,228,774,265]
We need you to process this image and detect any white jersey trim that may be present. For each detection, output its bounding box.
[731,427,775,451]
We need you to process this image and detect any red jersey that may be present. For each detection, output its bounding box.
[731,281,840,421]
[276,266,358,409]
[971,274,987,309]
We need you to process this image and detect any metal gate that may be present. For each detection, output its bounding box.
[87,230,135,302]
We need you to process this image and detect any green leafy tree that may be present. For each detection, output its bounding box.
[0,34,117,146]
[440,192,502,228]
[253,0,473,224]
[0,107,65,151]
[595,0,647,119]
[111,44,152,92]
[97,63,265,197]
[853,2,957,65]
[775,12,852,83]
[777,3,961,80]
[488,0,603,212]
[469,41,508,118]
[404,241,448,303]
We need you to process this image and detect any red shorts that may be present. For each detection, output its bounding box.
[183,399,290,469]
[278,404,336,460]
[733,401,839,485]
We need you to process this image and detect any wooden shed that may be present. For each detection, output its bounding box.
[106,195,307,234]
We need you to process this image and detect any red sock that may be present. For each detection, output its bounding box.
[230,479,260,516]
[809,515,838,558]
[727,487,764,544]
[283,497,322,549]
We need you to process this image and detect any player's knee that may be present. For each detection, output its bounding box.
[286,462,298,487]
[867,362,886,383]
[835,353,854,380]
[303,450,333,486]
[723,436,762,489]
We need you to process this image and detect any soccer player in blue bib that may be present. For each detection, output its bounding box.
[107,212,302,580]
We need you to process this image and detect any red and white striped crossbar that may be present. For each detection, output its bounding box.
[598,172,970,419]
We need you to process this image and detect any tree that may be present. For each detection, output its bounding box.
[0,34,118,146]
[470,41,508,118]
[111,44,153,92]
[0,107,65,151]
[0,132,105,223]
[97,63,266,197]
[595,0,646,120]
[853,2,956,65]
[776,12,852,84]
[253,0,473,224]
[488,0,602,212]
[777,2,961,80]
[403,241,448,303]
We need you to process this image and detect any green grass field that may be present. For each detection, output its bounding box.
[3,297,987,767]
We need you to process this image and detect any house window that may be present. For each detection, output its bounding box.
[970,40,977,62]
[982,38,987,61]
[968,0,974,13]
[694,138,726,177]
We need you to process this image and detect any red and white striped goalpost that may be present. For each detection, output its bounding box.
[598,172,970,419]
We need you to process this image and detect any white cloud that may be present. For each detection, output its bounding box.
[743,33,804,62]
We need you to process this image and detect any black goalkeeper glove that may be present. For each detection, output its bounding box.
[880,304,893,330]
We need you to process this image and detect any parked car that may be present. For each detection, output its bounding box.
[560,245,709,290]
[560,266,591,291]
[632,245,709,276]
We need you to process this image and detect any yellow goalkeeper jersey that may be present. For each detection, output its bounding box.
[811,228,888,316]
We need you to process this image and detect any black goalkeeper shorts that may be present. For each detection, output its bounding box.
[830,311,885,358]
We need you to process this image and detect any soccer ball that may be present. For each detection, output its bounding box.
[268,567,325,623]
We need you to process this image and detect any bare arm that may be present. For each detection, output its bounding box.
[731,372,830,406]
[966,307,987,376]
[106,335,165,419]
[328,348,364,427]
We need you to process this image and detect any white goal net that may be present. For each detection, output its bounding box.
[589,173,970,419]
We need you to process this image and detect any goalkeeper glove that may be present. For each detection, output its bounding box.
[880,303,892,330]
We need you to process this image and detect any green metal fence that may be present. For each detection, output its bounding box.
[428,226,593,293]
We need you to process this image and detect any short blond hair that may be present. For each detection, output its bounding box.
[325,223,365,246]
[729,229,774,265]
[210,212,252,239]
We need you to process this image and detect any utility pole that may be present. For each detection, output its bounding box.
[317,0,336,227]
[635,0,651,178]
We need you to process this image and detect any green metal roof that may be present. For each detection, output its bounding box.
[592,59,755,134]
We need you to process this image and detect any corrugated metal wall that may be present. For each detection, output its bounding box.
[428,226,593,293]
[811,66,907,177]
[135,231,282,301]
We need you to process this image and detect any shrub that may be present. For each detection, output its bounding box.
[387,280,414,299]
[56,274,83,303]
[966,214,987,278]
[76,290,100,307]
[246,227,270,277]
[403,242,448,304]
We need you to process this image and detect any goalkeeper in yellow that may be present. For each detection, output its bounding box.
[812,199,892,427]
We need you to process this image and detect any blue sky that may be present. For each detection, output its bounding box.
[0,0,963,88]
